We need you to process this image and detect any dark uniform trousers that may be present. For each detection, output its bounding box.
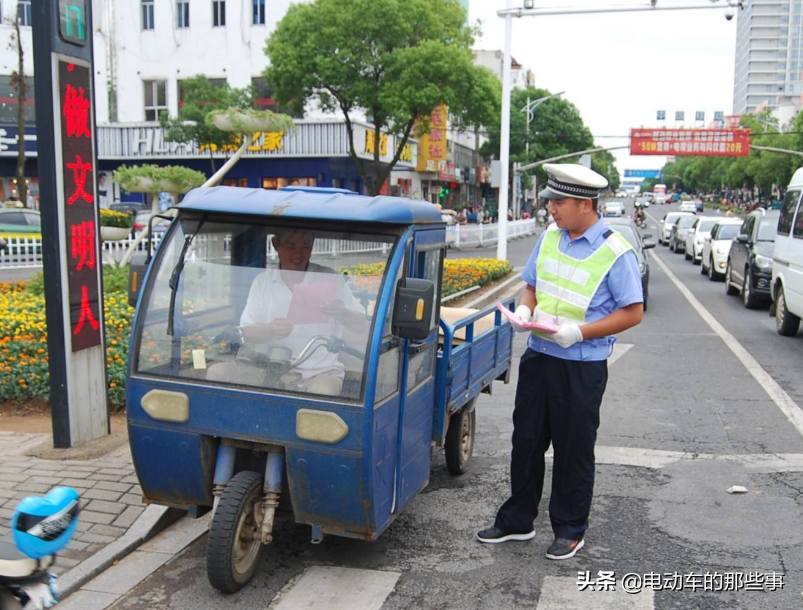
[494,348,608,541]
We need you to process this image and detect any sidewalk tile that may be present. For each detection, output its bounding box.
[23,469,61,477]
[79,532,117,545]
[14,482,51,493]
[0,487,17,499]
[30,475,64,485]
[25,462,63,471]
[83,489,123,502]
[0,466,25,474]
[55,589,119,610]
[89,524,127,538]
[86,473,124,482]
[80,511,116,525]
[0,473,28,483]
[60,478,95,487]
[121,476,140,484]
[92,481,133,493]
[59,470,98,478]
[66,539,89,552]
[119,493,144,506]
[84,500,124,515]
[0,507,14,519]
[113,506,144,529]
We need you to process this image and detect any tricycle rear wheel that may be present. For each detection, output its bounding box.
[445,404,476,475]
[207,470,265,594]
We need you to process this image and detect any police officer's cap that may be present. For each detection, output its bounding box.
[539,163,608,200]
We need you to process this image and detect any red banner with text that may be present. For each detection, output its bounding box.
[630,128,751,157]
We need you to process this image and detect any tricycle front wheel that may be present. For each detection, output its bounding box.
[207,470,265,594]
[445,404,476,475]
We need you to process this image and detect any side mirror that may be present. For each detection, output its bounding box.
[392,278,435,340]
[643,240,657,249]
[736,234,749,244]
[128,252,148,308]
[642,233,653,239]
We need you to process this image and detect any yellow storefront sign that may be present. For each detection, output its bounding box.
[416,104,448,173]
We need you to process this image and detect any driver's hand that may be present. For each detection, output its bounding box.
[243,319,292,343]
[319,299,350,323]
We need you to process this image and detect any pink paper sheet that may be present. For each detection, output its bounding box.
[497,303,559,334]
[286,278,338,324]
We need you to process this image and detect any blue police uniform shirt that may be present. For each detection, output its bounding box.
[521,217,644,361]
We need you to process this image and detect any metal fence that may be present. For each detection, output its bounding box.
[0,219,536,270]
[446,219,536,249]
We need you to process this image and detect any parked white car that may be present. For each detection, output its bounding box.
[678,201,698,213]
[771,169,803,337]
[658,212,694,245]
[685,217,720,264]
[700,219,744,281]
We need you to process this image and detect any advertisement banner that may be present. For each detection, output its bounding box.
[415,104,448,173]
[630,128,750,157]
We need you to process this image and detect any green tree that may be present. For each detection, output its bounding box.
[160,76,253,173]
[264,0,500,196]
[480,86,614,192]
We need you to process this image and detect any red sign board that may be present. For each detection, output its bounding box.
[59,60,101,351]
[630,128,751,157]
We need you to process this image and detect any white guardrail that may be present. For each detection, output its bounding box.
[0,219,537,270]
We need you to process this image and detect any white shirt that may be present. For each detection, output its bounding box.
[240,263,365,381]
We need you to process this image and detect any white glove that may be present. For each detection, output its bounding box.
[22,582,57,609]
[514,305,532,323]
[552,322,584,349]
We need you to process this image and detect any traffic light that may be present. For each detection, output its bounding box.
[439,186,450,199]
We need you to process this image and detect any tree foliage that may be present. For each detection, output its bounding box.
[480,86,619,192]
[264,0,500,195]
[160,76,254,172]
[661,111,803,196]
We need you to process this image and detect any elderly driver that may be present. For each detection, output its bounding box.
[208,229,365,396]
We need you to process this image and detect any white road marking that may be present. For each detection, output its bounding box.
[270,566,400,610]
[608,343,633,367]
[593,446,803,472]
[537,575,654,610]
[648,248,803,440]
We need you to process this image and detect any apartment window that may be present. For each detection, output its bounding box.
[253,0,266,25]
[17,0,32,26]
[213,1,226,26]
[0,76,36,124]
[142,0,155,30]
[177,78,226,107]
[251,77,302,117]
[143,80,167,121]
[177,0,190,28]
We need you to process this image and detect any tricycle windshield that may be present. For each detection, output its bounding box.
[133,215,397,403]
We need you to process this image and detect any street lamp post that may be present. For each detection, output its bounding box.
[495,0,744,261]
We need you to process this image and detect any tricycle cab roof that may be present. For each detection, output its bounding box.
[178,186,443,225]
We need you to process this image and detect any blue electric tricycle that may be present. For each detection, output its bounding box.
[126,187,513,592]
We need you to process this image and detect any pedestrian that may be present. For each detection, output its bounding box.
[476,163,644,560]
[536,207,547,227]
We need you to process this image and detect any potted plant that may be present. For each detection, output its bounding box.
[99,208,134,241]
[207,108,295,134]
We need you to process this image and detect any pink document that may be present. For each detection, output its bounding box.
[286,278,339,324]
[497,303,559,334]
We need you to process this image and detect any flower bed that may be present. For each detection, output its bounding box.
[0,258,510,409]
[343,258,511,298]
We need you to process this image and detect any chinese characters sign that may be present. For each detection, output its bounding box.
[416,104,450,175]
[59,60,101,351]
[630,128,751,157]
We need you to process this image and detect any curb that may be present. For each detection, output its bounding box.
[60,504,184,598]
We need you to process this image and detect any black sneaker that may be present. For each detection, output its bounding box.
[545,537,585,560]
[475,526,535,544]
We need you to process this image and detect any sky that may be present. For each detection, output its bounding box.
[468,0,739,178]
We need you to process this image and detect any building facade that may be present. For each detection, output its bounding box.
[733,0,803,117]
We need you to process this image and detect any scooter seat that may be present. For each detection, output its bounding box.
[0,538,52,579]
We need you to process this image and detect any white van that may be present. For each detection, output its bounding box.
[771,168,803,336]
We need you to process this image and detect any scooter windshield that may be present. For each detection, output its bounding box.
[134,217,398,403]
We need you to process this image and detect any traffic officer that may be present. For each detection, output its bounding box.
[476,163,644,560]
